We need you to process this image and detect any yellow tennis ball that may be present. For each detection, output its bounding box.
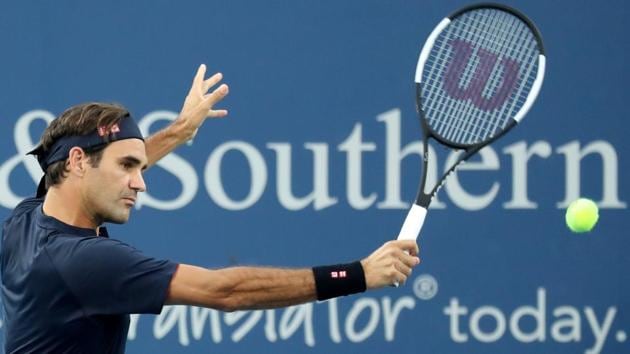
[565,198,599,233]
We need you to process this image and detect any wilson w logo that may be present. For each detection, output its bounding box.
[443,39,520,111]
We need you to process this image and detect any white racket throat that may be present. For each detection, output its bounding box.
[397,204,427,241]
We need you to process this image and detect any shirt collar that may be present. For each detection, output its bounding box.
[36,204,109,238]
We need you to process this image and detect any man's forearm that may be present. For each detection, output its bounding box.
[214,267,317,310]
[167,264,317,311]
[166,241,420,311]
[144,120,188,167]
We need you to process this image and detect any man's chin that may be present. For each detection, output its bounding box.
[104,212,131,224]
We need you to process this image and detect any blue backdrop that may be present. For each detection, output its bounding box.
[1,1,628,353]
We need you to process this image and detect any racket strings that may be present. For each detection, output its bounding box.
[431,11,536,141]
[421,9,540,145]
[427,12,537,143]
[479,13,538,137]
[458,11,534,142]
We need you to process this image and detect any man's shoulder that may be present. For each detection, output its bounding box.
[6,196,43,220]
[45,233,138,263]
[2,197,43,241]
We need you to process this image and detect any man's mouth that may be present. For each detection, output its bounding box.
[122,197,136,205]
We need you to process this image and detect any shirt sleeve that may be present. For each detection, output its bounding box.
[46,236,179,316]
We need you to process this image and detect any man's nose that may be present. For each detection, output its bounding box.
[130,170,146,192]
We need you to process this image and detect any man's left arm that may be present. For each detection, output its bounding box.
[145,64,229,166]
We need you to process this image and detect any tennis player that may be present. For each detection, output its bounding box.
[0,64,420,353]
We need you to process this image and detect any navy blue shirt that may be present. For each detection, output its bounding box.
[0,198,178,353]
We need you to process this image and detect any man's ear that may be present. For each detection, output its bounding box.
[67,147,88,177]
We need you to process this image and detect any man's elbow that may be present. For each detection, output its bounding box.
[167,264,242,311]
[216,297,240,312]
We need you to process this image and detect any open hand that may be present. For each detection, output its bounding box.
[175,64,229,141]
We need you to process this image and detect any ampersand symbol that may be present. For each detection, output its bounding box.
[0,110,55,208]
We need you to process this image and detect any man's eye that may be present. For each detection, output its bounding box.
[121,162,133,169]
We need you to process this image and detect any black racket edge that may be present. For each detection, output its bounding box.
[447,2,546,55]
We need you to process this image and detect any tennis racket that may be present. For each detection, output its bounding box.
[397,3,546,243]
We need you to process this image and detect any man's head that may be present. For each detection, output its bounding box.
[40,103,130,188]
[34,102,147,225]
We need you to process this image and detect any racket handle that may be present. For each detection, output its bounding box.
[397,204,427,241]
[393,204,427,287]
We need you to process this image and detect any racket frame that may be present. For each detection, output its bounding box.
[397,3,546,242]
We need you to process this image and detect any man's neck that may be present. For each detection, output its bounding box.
[42,186,99,231]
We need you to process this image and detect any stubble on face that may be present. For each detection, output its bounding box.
[81,139,147,226]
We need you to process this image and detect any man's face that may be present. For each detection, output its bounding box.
[81,139,147,225]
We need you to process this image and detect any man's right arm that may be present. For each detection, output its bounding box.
[165,240,420,311]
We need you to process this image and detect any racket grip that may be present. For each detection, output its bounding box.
[393,204,426,287]
[397,204,427,241]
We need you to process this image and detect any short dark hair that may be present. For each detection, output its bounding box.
[40,102,130,188]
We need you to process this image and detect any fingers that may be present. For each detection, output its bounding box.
[189,64,207,96]
[389,241,420,286]
[189,64,225,97]
[203,72,223,92]
[202,84,229,116]
[390,265,408,287]
[395,239,419,256]
[203,83,229,102]
[363,239,421,289]
[399,249,420,269]
[208,109,228,118]
[188,64,229,117]
[392,251,419,286]
[176,65,229,142]
[395,259,413,278]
